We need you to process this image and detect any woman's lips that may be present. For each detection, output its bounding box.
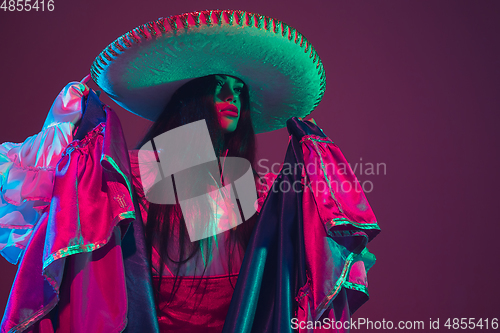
[219,105,238,117]
[221,109,238,117]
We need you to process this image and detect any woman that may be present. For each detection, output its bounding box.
[0,10,380,333]
[133,74,262,330]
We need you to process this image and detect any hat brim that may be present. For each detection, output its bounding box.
[91,10,326,134]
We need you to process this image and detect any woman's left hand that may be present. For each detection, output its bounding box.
[298,117,317,125]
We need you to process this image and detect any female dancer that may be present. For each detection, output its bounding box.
[133,74,262,330]
[0,10,380,333]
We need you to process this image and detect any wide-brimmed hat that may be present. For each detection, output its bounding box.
[90,10,326,133]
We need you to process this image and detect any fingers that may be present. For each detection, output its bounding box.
[298,117,317,125]
[307,118,317,125]
[81,74,91,84]
[79,74,100,97]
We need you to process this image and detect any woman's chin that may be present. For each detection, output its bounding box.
[219,119,238,133]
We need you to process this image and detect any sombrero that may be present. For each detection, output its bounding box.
[90,10,326,134]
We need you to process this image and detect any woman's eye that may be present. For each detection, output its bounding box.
[217,81,224,87]
[234,87,243,93]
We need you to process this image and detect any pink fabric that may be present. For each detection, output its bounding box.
[1,97,379,333]
[0,82,85,264]
[295,134,380,331]
[154,274,239,333]
[300,135,378,232]
[55,227,128,333]
[0,209,56,333]
[43,122,134,270]
[21,226,128,333]
[1,108,133,333]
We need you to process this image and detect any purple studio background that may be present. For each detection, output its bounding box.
[0,1,499,332]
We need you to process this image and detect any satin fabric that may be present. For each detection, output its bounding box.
[1,90,142,333]
[222,118,380,333]
[0,82,85,264]
[154,274,238,333]
[294,121,379,322]
[222,125,308,333]
[2,89,380,333]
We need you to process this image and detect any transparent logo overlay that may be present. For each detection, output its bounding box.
[138,120,257,242]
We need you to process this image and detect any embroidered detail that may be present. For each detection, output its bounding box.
[43,240,107,270]
[328,229,369,239]
[167,17,178,31]
[214,10,223,25]
[106,45,118,58]
[90,10,327,113]
[343,281,369,296]
[246,12,255,27]
[146,22,157,36]
[2,162,55,172]
[102,51,113,62]
[101,155,134,207]
[135,26,148,40]
[300,135,334,144]
[203,10,213,26]
[235,10,244,26]
[62,123,105,157]
[118,211,136,220]
[114,194,127,208]
[7,296,59,333]
[295,274,312,303]
[225,10,234,25]
[127,31,140,44]
[42,208,134,272]
[113,40,125,52]
[1,195,52,207]
[314,252,355,319]
[326,218,380,231]
[180,13,189,29]
[192,11,201,27]
[155,18,166,33]
[256,14,264,29]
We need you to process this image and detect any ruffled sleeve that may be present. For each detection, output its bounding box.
[0,82,87,264]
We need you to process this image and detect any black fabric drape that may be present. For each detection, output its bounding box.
[222,117,320,333]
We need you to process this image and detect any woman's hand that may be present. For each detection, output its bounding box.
[80,74,100,97]
[298,117,317,125]
[81,74,92,85]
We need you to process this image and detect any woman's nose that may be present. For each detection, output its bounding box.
[222,88,236,102]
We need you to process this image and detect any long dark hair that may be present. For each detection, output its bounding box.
[135,75,258,310]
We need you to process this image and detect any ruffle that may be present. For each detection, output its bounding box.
[0,82,86,264]
[42,107,135,271]
[1,91,133,333]
[255,172,278,213]
[288,117,380,322]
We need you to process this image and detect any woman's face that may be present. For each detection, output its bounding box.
[213,75,244,133]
